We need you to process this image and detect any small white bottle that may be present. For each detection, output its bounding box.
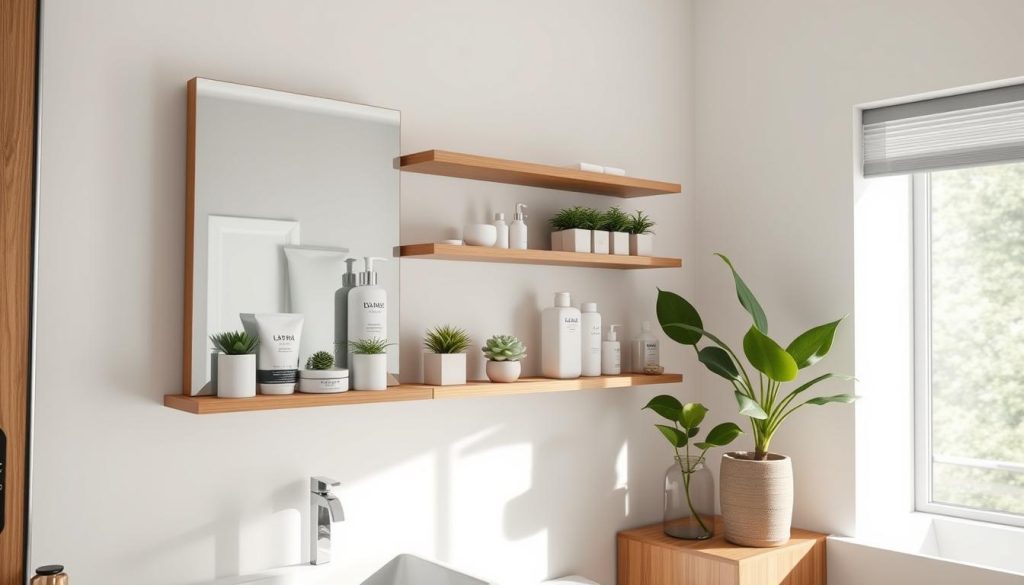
[580,302,602,376]
[347,256,388,366]
[541,291,581,379]
[631,321,660,373]
[510,203,528,250]
[493,212,509,248]
[602,324,622,375]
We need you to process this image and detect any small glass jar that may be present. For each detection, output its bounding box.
[663,455,715,539]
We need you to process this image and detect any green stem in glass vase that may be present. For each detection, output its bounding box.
[674,441,710,536]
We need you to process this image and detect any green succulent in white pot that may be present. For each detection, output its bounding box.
[482,334,526,383]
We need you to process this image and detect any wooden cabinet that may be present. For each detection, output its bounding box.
[617,519,826,585]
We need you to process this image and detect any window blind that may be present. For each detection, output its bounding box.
[862,84,1024,177]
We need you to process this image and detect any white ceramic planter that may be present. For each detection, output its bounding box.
[424,353,467,386]
[591,230,610,254]
[629,233,654,256]
[562,229,592,253]
[352,353,388,390]
[299,368,349,393]
[550,231,563,251]
[486,360,521,383]
[610,231,630,255]
[720,451,794,547]
[216,353,256,398]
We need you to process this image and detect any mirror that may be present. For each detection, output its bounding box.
[184,78,400,395]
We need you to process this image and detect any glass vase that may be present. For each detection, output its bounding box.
[663,455,715,540]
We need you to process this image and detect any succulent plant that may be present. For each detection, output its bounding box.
[209,330,258,355]
[625,210,656,235]
[424,325,471,354]
[600,206,631,232]
[306,351,335,370]
[482,334,527,362]
[349,338,393,354]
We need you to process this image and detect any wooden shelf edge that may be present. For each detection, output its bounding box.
[400,243,682,269]
[164,374,682,414]
[400,150,681,198]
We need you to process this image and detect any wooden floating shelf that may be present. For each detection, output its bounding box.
[163,373,682,414]
[400,243,682,269]
[399,150,681,198]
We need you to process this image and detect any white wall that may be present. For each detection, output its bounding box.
[692,0,1024,583]
[30,1,694,584]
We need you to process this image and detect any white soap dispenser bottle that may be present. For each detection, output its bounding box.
[580,302,602,376]
[347,256,388,365]
[494,212,509,249]
[510,203,528,249]
[334,257,359,367]
[602,324,622,375]
[631,320,660,373]
[541,291,581,379]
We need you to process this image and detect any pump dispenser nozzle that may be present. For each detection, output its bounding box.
[359,256,388,286]
[514,203,528,222]
[343,258,358,287]
[606,324,621,341]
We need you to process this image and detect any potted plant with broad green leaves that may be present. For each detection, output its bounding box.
[550,206,597,253]
[482,334,527,382]
[644,397,742,540]
[602,206,631,255]
[626,210,655,256]
[349,338,393,391]
[656,253,855,547]
[423,325,470,386]
[210,331,259,398]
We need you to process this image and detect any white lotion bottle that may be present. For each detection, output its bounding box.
[494,212,509,248]
[541,291,581,379]
[510,203,528,249]
[631,320,660,373]
[347,256,388,366]
[334,257,359,368]
[602,324,622,375]
[580,302,602,376]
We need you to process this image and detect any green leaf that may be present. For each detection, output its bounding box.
[655,424,688,447]
[783,373,854,402]
[687,427,700,438]
[803,393,858,406]
[680,403,708,429]
[735,391,768,419]
[643,395,682,422]
[743,326,798,382]
[716,253,768,332]
[701,422,744,447]
[698,346,740,381]
[656,289,703,345]
[786,319,842,369]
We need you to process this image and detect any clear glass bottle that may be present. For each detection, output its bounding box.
[663,455,715,540]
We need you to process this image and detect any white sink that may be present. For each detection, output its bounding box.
[360,554,488,585]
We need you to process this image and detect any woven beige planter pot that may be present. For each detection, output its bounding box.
[719,451,793,547]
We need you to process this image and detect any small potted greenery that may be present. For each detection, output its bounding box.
[644,397,742,540]
[602,206,631,255]
[550,206,596,253]
[299,350,349,394]
[349,338,393,391]
[626,210,656,256]
[210,331,258,398]
[588,207,611,254]
[482,334,527,382]
[423,325,470,386]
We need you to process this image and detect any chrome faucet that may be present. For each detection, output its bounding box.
[310,476,345,565]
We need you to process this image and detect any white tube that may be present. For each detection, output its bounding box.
[283,246,349,364]
[242,313,304,394]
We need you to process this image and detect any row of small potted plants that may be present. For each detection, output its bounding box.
[550,206,655,256]
[423,325,526,385]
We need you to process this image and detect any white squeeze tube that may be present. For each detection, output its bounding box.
[242,313,304,395]
[284,246,349,365]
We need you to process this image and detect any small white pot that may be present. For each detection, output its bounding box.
[610,231,630,255]
[550,231,563,251]
[424,353,466,386]
[562,228,592,253]
[216,353,256,398]
[486,360,521,383]
[463,223,497,247]
[629,233,654,256]
[352,353,388,391]
[299,368,349,393]
[591,230,610,254]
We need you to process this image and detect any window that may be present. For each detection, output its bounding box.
[913,162,1024,527]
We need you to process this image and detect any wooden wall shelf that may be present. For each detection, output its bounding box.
[399,243,681,269]
[164,373,682,414]
[399,150,681,198]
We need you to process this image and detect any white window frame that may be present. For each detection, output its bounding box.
[912,171,1024,528]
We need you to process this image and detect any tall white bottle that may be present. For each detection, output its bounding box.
[510,203,528,250]
[580,302,602,376]
[541,291,581,379]
[334,258,359,368]
[494,212,510,249]
[631,321,660,373]
[347,256,388,365]
[602,324,622,375]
